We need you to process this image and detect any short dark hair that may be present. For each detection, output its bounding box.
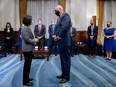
[23,15,32,26]
[107,21,112,24]
[38,18,42,21]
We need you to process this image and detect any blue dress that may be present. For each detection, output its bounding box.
[103,28,116,51]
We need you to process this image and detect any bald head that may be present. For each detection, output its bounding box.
[51,19,55,25]
[54,5,63,11]
[54,5,64,16]
[90,19,94,25]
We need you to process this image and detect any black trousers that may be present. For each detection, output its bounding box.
[88,41,96,55]
[70,39,76,55]
[49,39,57,53]
[23,51,33,84]
[59,46,71,81]
[5,39,13,54]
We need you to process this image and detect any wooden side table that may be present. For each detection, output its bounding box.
[33,49,50,61]
[76,44,87,55]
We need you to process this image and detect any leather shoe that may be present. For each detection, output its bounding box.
[60,79,68,84]
[56,75,64,79]
[29,78,34,81]
[23,82,33,86]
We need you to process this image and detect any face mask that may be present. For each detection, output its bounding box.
[55,10,60,16]
[52,22,55,25]
[38,21,42,24]
[107,24,110,27]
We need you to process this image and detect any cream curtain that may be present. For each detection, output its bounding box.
[27,0,58,38]
[66,0,97,30]
[0,0,20,31]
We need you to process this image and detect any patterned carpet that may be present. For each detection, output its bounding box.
[0,54,116,87]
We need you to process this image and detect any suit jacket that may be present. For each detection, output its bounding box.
[21,26,37,52]
[71,27,77,41]
[4,28,13,39]
[34,24,46,38]
[87,25,98,42]
[54,12,71,47]
[48,24,56,38]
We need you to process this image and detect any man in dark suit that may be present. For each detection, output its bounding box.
[53,5,71,83]
[87,19,98,57]
[48,19,57,54]
[34,18,46,49]
[70,22,77,56]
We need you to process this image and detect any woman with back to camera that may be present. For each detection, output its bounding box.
[21,15,39,86]
[103,21,116,60]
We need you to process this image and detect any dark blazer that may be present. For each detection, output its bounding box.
[34,24,46,38]
[4,28,13,39]
[54,13,71,47]
[71,27,77,41]
[87,25,98,42]
[48,24,56,38]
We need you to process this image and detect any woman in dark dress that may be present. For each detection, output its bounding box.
[103,21,116,60]
[4,22,14,54]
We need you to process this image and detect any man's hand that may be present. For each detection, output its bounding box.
[37,36,43,39]
[54,36,59,41]
[6,37,10,39]
[90,36,94,39]
[34,38,39,42]
[52,35,56,38]
[71,34,73,37]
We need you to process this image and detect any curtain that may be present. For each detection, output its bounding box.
[58,0,66,11]
[97,0,104,44]
[100,0,116,45]
[27,0,58,38]
[103,1,116,28]
[0,0,20,31]
[66,0,97,30]
[19,0,27,26]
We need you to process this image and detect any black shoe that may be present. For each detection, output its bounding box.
[56,75,64,79]
[23,82,33,86]
[60,79,68,84]
[29,78,34,81]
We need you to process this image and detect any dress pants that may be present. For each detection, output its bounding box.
[88,40,96,55]
[23,51,33,84]
[58,46,71,81]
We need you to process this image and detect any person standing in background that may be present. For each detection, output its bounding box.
[87,19,98,57]
[48,19,57,54]
[53,5,71,83]
[103,21,116,60]
[70,22,77,57]
[21,15,39,86]
[34,18,46,50]
[18,24,24,47]
[4,22,14,54]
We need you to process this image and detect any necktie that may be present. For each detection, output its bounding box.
[91,25,94,35]
[70,27,72,35]
[52,25,55,34]
[38,25,41,34]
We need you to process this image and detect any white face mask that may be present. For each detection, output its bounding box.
[52,22,55,25]
[38,21,42,24]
